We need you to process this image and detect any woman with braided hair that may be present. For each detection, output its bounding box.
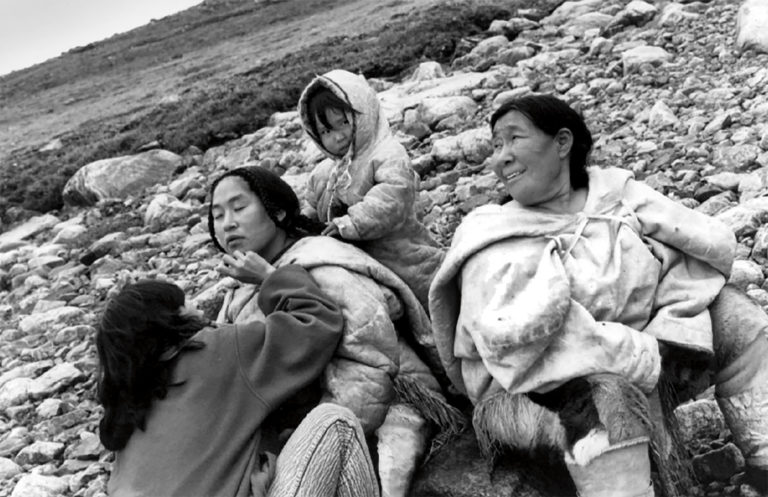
[208,166,463,497]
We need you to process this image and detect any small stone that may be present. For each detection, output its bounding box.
[692,443,745,483]
[622,45,672,74]
[716,197,768,238]
[751,225,768,264]
[705,172,743,191]
[430,127,492,165]
[0,360,55,389]
[0,377,35,410]
[713,145,761,172]
[144,194,196,232]
[28,362,87,399]
[66,432,102,461]
[728,259,765,291]
[746,288,768,307]
[36,398,65,418]
[0,456,22,479]
[10,473,70,497]
[407,61,445,83]
[15,441,65,466]
[0,427,32,458]
[675,399,726,444]
[636,140,659,154]
[649,100,679,130]
[18,306,85,335]
[68,462,108,493]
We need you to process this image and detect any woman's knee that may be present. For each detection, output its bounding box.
[711,284,768,368]
[303,403,362,434]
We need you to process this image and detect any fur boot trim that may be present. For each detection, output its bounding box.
[566,436,654,497]
[393,376,465,455]
[472,391,565,459]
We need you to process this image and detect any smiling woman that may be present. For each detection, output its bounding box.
[488,94,591,212]
[429,94,768,496]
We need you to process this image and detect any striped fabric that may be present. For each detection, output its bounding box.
[268,403,380,497]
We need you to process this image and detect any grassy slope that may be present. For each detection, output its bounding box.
[0,0,530,220]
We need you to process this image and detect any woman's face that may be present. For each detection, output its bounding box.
[489,110,572,207]
[211,176,281,257]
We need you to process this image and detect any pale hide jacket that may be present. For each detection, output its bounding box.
[429,166,736,406]
[218,236,448,435]
[298,69,443,308]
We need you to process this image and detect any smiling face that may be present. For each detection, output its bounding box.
[317,107,353,156]
[489,110,573,208]
[211,176,284,259]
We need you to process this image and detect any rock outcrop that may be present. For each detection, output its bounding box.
[62,150,183,206]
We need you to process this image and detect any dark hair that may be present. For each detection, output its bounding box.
[96,279,208,451]
[208,166,325,252]
[305,87,359,141]
[490,94,592,190]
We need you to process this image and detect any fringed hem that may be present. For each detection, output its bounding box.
[472,390,565,461]
[393,375,466,459]
[650,375,698,497]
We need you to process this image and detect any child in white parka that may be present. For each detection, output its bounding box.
[298,69,443,311]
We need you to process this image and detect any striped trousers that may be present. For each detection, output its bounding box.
[267,403,380,497]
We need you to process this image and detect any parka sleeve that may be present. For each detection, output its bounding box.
[333,154,417,240]
[457,239,661,395]
[625,179,737,351]
[625,178,736,276]
[307,265,401,434]
[234,265,343,410]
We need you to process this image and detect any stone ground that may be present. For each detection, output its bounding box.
[1,0,768,495]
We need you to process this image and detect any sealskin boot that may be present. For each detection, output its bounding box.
[715,333,768,494]
[566,435,655,497]
[375,404,428,497]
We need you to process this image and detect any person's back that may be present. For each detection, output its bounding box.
[98,269,349,497]
[109,324,266,497]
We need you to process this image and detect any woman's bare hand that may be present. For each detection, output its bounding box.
[217,250,275,285]
[321,222,340,237]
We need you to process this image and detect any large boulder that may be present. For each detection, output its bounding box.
[62,149,183,206]
[736,0,768,53]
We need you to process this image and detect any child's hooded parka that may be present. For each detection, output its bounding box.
[298,69,443,309]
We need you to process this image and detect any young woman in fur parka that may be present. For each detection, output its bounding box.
[209,166,463,497]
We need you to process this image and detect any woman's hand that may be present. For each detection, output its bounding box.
[321,222,340,237]
[217,250,275,285]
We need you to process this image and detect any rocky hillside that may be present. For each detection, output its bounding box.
[1,0,768,496]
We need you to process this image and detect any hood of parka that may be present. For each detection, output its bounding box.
[298,69,392,161]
